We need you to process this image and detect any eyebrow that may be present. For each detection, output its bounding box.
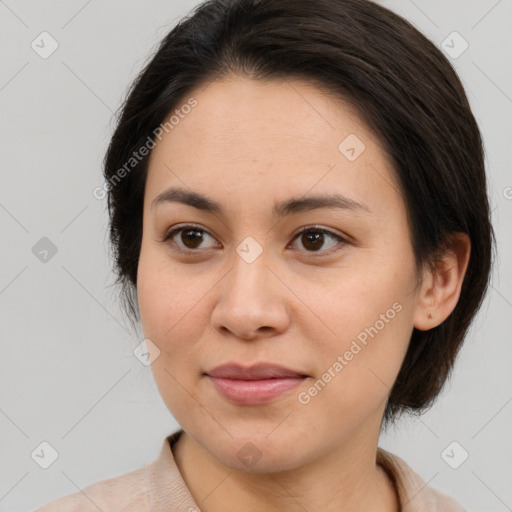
[151,186,371,218]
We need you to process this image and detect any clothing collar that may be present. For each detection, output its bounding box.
[145,428,456,511]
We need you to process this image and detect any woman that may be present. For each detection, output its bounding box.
[36,0,494,510]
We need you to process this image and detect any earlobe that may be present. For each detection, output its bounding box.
[413,232,471,331]
[413,267,436,331]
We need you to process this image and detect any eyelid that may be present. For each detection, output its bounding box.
[289,225,348,254]
[162,223,349,254]
[163,223,220,250]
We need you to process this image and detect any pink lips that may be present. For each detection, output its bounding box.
[206,363,308,405]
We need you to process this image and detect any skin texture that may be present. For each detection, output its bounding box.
[136,75,471,512]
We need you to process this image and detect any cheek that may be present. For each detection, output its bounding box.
[137,245,208,344]
[137,249,209,419]
[298,304,413,441]
[315,270,414,415]
[136,244,220,391]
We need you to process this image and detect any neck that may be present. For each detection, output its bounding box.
[172,427,399,512]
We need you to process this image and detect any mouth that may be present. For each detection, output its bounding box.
[204,363,309,405]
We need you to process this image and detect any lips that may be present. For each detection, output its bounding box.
[205,363,308,405]
[206,363,308,380]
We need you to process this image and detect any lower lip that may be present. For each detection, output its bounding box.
[207,376,306,405]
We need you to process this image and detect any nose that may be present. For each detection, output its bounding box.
[210,250,291,341]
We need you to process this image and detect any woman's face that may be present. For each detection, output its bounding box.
[137,76,423,471]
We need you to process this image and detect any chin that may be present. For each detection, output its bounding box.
[204,430,312,474]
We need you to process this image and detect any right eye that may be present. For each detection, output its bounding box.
[162,224,220,252]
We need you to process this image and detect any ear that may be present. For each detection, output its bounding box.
[413,232,471,331]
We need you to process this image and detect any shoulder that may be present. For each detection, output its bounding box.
[33,432,186,512]
[32,465,150,512]
[377,448,467,512]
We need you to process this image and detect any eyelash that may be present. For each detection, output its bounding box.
[162,224,348,256]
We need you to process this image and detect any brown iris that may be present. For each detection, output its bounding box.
[300,231,324,251]
[180,228,205,249]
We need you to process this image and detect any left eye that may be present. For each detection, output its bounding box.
[289,226,347,253]
[163,225,347,254]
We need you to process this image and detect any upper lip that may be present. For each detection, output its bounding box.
[206,363,308,380]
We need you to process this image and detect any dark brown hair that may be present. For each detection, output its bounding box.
[102,0,495,425]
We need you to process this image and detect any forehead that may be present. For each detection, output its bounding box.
[145,76,403,219]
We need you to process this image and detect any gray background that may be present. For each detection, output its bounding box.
[0,1,511,511]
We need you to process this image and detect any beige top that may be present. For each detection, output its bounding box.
[34,429,467,512]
